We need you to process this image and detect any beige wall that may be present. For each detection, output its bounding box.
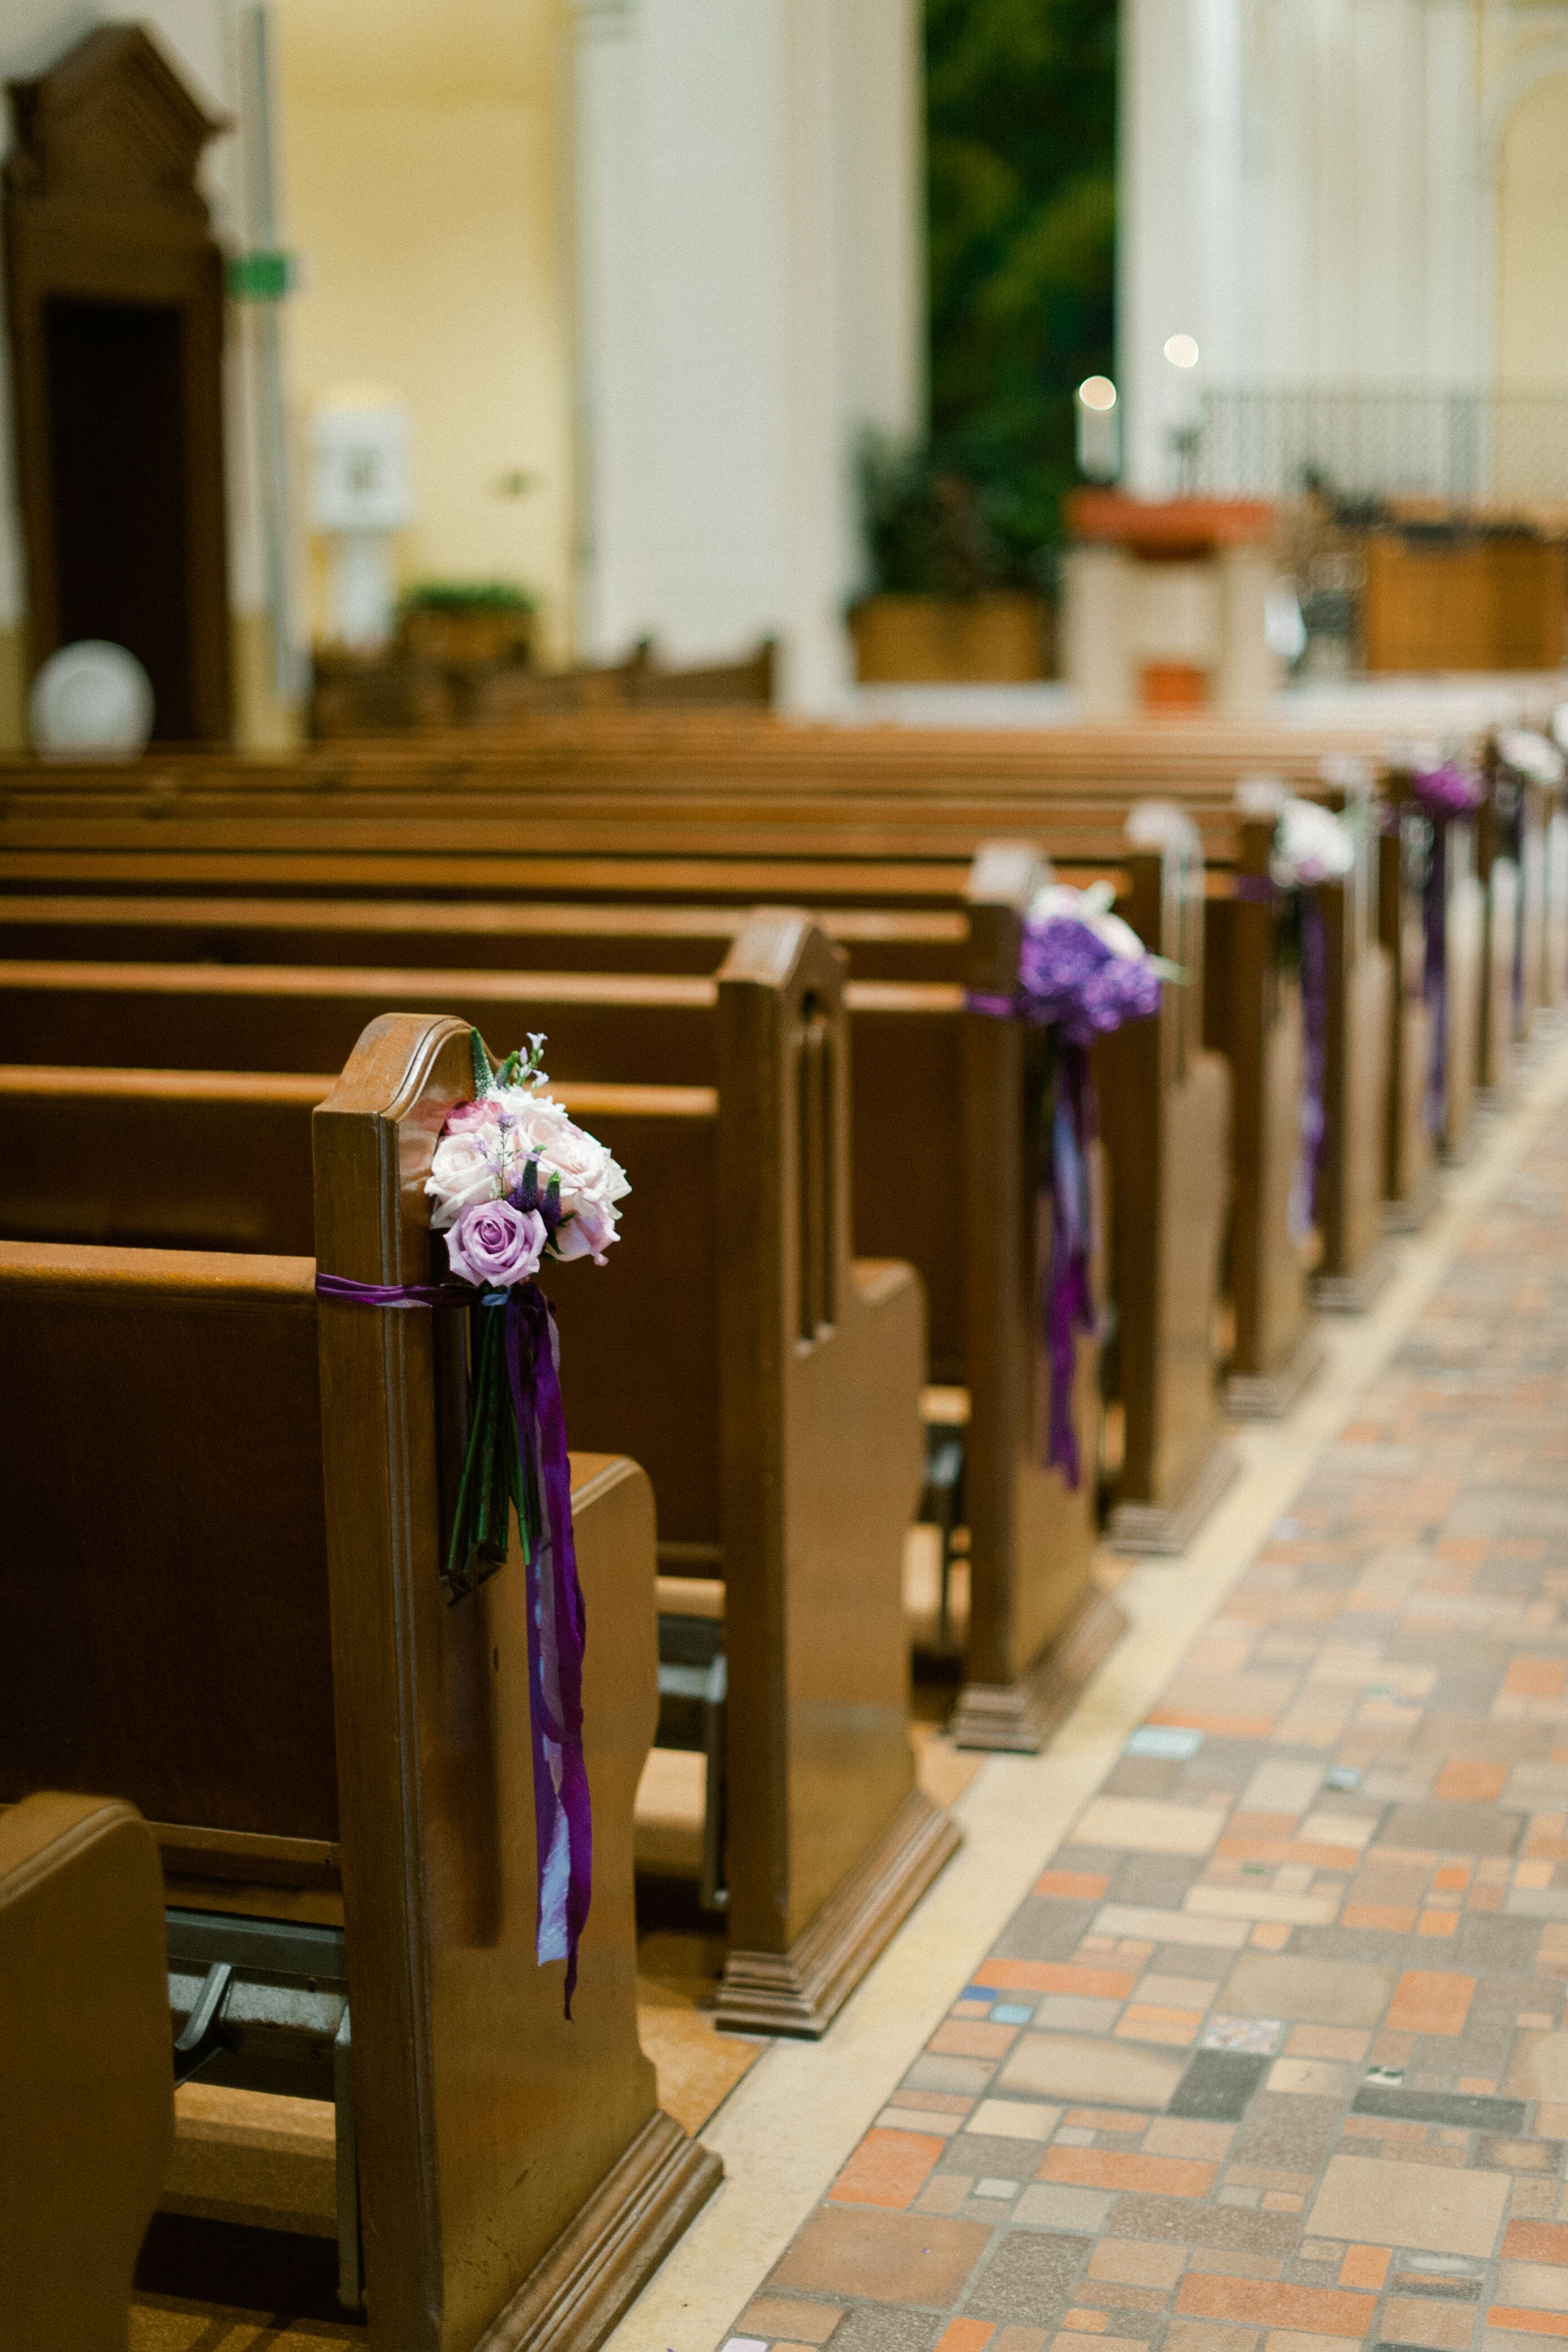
[277,0,576,658]
[1496,73,1568,383]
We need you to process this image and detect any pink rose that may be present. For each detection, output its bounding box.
[446,1199,547,1288]
[443,1097,501,1136]
[551,1194,620,1266]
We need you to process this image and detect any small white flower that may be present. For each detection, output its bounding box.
[1498,729,1565,790]
[1272,797,1355,889]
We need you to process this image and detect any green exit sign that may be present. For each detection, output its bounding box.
[226,249,297,303]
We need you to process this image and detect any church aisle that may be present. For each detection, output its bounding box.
[624,1042,1568,2352]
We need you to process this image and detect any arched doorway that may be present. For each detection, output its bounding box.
[3,25,231,742]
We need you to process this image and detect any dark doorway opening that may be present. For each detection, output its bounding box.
[45,297,196,740]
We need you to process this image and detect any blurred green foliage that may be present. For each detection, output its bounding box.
[860,0,1116,596]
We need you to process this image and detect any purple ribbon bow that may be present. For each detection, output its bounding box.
[969,913,1161,1487]
[315,1270,592,2017]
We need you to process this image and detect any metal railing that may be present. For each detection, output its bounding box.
[1197,385,1568,505]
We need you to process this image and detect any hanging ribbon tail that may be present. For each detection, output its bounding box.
[1290,891,1330,1244]
[1043,1044,1097,1489]
[1422,821,1450,1141]
[505,1286,592,2020]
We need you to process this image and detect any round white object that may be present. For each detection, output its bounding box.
[30,640,155,759]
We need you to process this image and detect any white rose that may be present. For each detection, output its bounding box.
[425,1131,503,1229]
[536,1119,631,1211]
[551,1193,621,1264]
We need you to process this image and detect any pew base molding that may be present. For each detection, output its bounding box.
[1382,1166,1441,1236]
[1107,1437,1241,1557]
[1224,1329,1326,1423]
[1311,1241,1397,1316]
[948,1585,1127,1753]
[472,2108,722,2352]
[714,1790,962,2039]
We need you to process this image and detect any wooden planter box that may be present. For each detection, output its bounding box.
[1363,535,1566,672]
[401,607,533,668]
[850,593,1051,684]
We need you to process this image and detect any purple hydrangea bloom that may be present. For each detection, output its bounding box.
[1016,915,1162,1045]
[1411,761,1483,819]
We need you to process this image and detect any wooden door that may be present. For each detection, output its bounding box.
[3,26,230,741]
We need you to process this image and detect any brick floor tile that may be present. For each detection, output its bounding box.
[830,2132,946,2211]
[1335,2245,1389,2288]
[1501,2224,1568,2265]
[1164,2326,1261,2352]
[1035,1874,1111,1903]
[1087,2240,1187,2289]
[1172,2275,1375,2333]
[1306,2152,1510,2256]
[1497,2265,1568,2314]
[1035,2147,1217,2198]
[739,2299,847,2345]
[1438,1760,1512,1801]
[936,2326,996,2352]
[929,2024,1020,2060]
[770,2211,990,2305]
[1377,2296,1478,2349]
[1387,1970,1478,2035]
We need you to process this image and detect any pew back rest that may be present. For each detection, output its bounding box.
[0,1792,173,2347]
[0,1243,337,1868]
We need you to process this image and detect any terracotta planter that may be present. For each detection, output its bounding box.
[850,593,1051,684]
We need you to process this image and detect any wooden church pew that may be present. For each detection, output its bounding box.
[0,753,1400,1417]
[5,847,1230,1681]
[0,1012,724,2350]
[0,942,961,2018]
[0,831,1235,1558]
[0,910,1117,1751]
[0,1792,172,2348]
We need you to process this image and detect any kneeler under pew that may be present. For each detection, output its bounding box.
[0,1013,722,2352]
[0,931,958,2031]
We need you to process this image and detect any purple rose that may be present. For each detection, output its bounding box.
[446,1199,546,1288]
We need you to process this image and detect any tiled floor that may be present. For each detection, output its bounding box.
[718,1110,1568,2352]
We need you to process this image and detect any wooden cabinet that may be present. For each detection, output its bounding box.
[1363,534,1566,672]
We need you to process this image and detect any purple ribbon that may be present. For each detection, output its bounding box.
[967,913,1160,1488]
[1043,1043,1096,1486]
[1421,819,1450,1140]
[1290,892,1329,1241]
[315,1270,592,2016]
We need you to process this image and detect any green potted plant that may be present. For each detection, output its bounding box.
[399,580,538,671]
[848,434,1053,683]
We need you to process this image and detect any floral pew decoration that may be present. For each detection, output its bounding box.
[317,1031,628,2014]
[1236,779,1360,1245]
[1270,796,1357,1243]
[1403,751,1485,1141]
[970,880,1171,1489]
[1493,729,1566,1033]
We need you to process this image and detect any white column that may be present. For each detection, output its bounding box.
[572,0,914,709]
[1118,0,1243,492]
